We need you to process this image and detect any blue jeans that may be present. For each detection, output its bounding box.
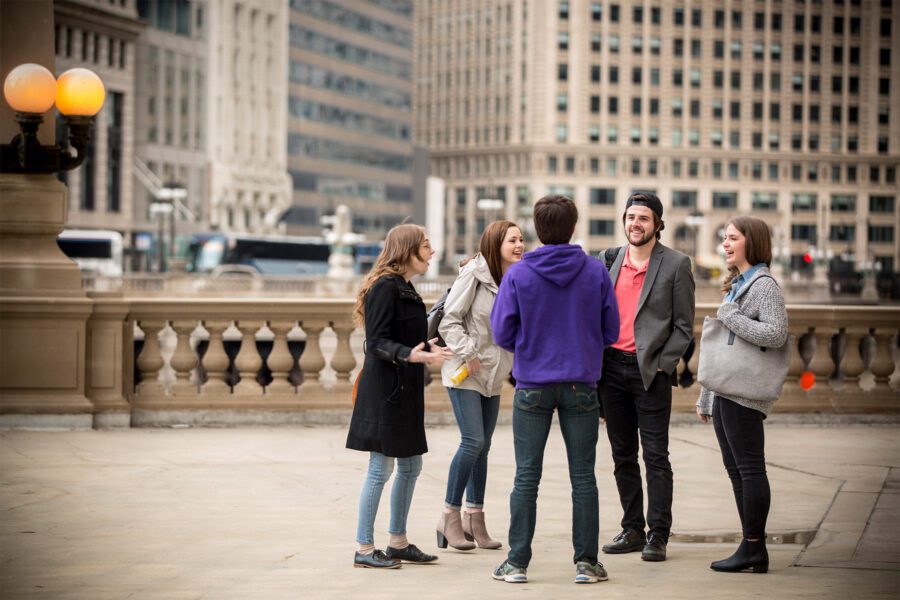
[355,452,423,545]
[444,388,501,509]
[507,383,600,568]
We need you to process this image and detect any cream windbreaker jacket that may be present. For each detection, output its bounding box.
[438,254,513,397]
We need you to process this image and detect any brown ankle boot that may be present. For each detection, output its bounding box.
[462,511,503,549]
[436,511,476,550]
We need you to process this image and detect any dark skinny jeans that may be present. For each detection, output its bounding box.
[712,395,771,540]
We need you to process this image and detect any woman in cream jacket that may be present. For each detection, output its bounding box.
[436,220,524,551]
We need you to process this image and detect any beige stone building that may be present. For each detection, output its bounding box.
[416,0,899,283]
[205,0,291,233]
[286,0,423,238]
[133,0,211,259]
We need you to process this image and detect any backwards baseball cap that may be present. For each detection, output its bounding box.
[625,191,663,219]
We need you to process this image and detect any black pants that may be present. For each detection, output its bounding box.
[712,396,770,539]
[600,351,673,536]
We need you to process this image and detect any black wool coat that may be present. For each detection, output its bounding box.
[346,275,429,458]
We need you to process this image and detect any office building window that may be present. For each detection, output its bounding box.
[870,196,894,212]
[590,219,615,236]
[713,191,738,209]
[868,226,894,243]
[590,188,615,205]
[831,194,856,212]
[673,190,697,208]
[752,192,778,210]
[792,193,817,212]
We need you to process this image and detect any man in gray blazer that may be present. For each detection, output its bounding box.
[599,191,695,562]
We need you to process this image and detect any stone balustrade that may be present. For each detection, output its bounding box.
[70,296,900,427]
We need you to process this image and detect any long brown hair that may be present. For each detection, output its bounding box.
[354,224,426,327]
[721,216,774,296]
[460,220,519,285]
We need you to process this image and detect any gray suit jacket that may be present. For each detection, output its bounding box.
[608,242,696,390]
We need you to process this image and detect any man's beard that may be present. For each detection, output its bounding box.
[628,227,655,247]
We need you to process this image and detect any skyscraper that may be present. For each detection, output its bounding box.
[416,0,899,282]
[286,0,422,238]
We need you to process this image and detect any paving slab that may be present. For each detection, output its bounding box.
[1,424,898,599]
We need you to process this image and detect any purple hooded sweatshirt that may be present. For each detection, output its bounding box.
[490,244,620,388]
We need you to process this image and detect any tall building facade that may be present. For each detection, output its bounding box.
[416,0,899,281]
[134,0,210,256]
[206,0,291,233]
[54,0,144,233]
[286,0,422,238]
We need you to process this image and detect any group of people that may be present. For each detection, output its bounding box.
[346,191,789,582]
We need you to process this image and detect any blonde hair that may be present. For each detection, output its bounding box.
[354,224,426,327]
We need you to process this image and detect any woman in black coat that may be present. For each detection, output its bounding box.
[347,224,447,569]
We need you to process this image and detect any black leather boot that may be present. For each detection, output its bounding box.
[710,538,769,573]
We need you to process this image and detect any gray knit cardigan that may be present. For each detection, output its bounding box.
[696,266,789,417]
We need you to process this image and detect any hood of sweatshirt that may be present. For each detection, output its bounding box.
[521,244,588,288]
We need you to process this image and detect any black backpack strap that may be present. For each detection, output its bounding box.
[602,246,622,271]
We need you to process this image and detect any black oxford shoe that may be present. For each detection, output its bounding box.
[602,529,647,554]
[385,544,438,563]
[353,549,401,569]
[641,532,668,562]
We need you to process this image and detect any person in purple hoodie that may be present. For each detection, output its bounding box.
[489,194,620,585]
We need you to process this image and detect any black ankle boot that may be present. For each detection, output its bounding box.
[710,539,769,573]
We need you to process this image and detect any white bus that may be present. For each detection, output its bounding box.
[57,229,124,277]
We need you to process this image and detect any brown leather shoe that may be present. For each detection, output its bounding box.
[462,511,502,549]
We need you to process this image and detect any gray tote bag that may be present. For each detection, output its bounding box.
[697,316,794,402]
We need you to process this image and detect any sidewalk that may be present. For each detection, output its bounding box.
[1,422,898,599]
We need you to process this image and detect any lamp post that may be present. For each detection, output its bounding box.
[150,181,187,272]
[684,210,706,271]
[1,64,104,173]
[0,61,106,427]
[477,198,505,225]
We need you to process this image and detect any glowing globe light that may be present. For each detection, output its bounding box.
[2,63,57,114]
[55,68,105,117]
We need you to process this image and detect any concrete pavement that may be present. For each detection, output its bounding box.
[1,421,898,599]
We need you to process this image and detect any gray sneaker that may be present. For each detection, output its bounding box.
[574,560,609,584]
[492,559,528,583]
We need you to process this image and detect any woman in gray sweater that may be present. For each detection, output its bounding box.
[696,216,789,574]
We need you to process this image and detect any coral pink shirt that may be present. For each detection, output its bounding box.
[612,247,648,353]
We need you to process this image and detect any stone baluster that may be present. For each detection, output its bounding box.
[298,320,327,398]
[135,320,166,396]
[869,329,898,395]
[266,320,297,395]
[781,325,806,396]
[839,327,868,390]
[201,319,232,395]
[233,321,263,396]
[807,327,836,390]
[330,319,358,393]
[170,320,200,396]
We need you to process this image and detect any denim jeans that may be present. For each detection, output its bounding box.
[355,451,423,545]
[713,396,770,539]
[506,383,600,568]
[600,353,673,537]
[444,388,501,509]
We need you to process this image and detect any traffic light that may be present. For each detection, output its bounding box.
[803,251,814,265]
